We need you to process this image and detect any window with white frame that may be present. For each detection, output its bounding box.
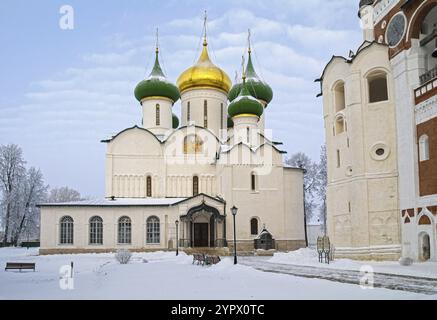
[118,216,132,244]
[89,216,103,245]
[60,216,74,244]
[146,216,160,244]
[419,134,430,161]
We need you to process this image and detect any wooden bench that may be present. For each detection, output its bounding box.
[5,262,36,272]
[192,254,205,266]
[204,255,221,266]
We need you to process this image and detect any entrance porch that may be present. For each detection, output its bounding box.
[179,202,227,249]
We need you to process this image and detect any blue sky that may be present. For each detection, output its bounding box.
[0,0,363,197]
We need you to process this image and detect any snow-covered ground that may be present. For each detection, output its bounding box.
[0,248,435,300]
[269,248,437,279]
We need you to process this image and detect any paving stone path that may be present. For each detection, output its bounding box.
[239,257,437,295]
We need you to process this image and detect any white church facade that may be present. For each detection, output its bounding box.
[319,0,437,261]
[38,26,306,255]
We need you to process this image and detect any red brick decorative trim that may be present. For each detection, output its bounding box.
[418,215,432,225]
[428,206,437,216]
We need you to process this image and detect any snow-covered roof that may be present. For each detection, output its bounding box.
[283,164,304,170]
[38,197,188,207]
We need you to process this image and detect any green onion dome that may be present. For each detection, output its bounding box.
[228,79,264,118]
[227,116,234,128]
[134,49,180,103]
[172,113,179,129]
[228,82,243,102]
[228,50,273,105]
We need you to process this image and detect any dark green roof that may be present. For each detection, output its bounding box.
[227,116,234,128]
[228,83,243,102]
[134,51,180,103]
[228,80,264,118]
[172,113,179,129]
[228,51,273,104]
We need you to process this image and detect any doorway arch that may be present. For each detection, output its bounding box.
[419,232,431,261]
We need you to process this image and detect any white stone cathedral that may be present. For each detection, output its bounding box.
[39,25,306,255]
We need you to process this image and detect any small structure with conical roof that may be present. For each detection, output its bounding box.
[134,30,180,136]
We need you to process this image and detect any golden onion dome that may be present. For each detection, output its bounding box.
[177,39,232,94]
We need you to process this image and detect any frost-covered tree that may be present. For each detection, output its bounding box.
[286,152,319,221]
[47,186,82,203]
[316,145,327,234]
[0,144,26,246]
[10,167,48,245]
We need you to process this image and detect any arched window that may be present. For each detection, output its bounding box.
[247,127,250,143]
[89,216,103,245]
[156,104,160,126]
[251,172,257,191]
[118,216,131,244]
[334,81,345,113]
[336,149,341,168]
[250,218,258,235]
[60,216,74,244]
[193,175,199,196]
[187,101,191,122]
[146,176,152,197]
[204,100,208,128]
[368,72,388,103]
[335,115,345,134]
[419,135,430,161]
[220,103,224,129]
[183,135,203,154]
[146,216,160,244]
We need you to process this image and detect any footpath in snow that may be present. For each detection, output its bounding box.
[267,248,437,279]
[0,248,436,300]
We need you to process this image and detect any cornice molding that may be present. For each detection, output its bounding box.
[415,94,437,124]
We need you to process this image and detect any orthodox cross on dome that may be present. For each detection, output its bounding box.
[241,55,246,82]
[248,29,252,54]
[149,27,165,78]
[203,10,208,45]
[155,27,159,53]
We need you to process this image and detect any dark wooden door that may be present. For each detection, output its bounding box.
[194,223,208,247]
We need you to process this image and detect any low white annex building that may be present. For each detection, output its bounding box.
[38,26,306,255]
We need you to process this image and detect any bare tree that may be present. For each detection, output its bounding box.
[316,145,327,234]
[0,144,26,246]
[286,152,319,221]
[11,167,48,245]
[47,186,82,203]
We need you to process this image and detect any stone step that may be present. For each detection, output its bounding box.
[182,247,231,256]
